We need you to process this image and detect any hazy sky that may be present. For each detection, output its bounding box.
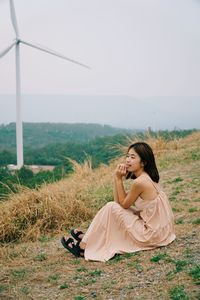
[0,0,200,129]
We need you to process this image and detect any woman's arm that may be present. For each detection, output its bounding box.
[114,163,142,209]
[113,163,127,203]
[113,177,128,203]
[113,163,128,206]
[113,177,119,203]
[114,177,127,205]
[115,177,142,209]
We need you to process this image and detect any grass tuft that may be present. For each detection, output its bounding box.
[168,285,189,300]
[192,218,200,225]
[188,265,200,285]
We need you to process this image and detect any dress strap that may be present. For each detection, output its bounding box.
[142,174,160,193]
[150,179,160,193]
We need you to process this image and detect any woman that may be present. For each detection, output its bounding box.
[61,142,176,262]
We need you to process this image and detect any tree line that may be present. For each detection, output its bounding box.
[0,122,136,151]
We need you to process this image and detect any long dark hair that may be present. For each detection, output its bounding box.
[125,142,160,182]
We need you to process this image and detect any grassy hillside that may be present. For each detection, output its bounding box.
[0,132,199,299]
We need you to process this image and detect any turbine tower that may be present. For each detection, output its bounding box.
[0,0,91,169]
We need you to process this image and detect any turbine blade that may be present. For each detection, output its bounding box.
[20,39,91,69]
[0,41,16,58]
[9,0,19,37]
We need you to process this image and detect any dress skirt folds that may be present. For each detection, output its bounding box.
[81,181,176,262]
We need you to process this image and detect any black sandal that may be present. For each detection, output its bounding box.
[70,229,84,241]
[61,237,84,258]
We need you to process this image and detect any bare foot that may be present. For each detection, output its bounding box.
[80,240,86,250]
[73,229,86,250]
[73,228,84,240]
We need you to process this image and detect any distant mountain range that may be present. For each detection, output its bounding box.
[0,122,140,151]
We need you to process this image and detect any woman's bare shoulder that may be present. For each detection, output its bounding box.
[133,175,150,185]
[133,175,158,192]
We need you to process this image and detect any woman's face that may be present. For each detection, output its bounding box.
[125,147,143,173]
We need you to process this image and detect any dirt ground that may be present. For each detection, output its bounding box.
[0,161,200,300]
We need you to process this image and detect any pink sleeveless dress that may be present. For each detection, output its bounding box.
[81,177,176,262]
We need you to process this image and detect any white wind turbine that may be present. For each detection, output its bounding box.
[0,0,91,169]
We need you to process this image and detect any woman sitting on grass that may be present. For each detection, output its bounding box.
[61,142,176,262]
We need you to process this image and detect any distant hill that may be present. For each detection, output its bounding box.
[0,123,196,167]
[0,122,140,151]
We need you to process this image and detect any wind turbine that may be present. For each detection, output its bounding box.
[0,0,91,169]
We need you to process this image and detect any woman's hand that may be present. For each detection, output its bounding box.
[114,163,128,179]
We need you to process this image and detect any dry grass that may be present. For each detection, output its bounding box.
[0,160,95,243]
[115,130,183,157]
[0,131,200,299]
[0,156,119,243]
